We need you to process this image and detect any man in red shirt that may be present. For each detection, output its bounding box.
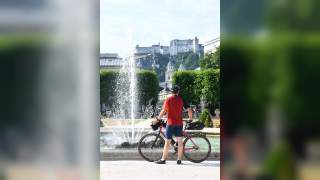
[155,85,193,164]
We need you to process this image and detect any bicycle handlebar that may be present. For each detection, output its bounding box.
[155,118,193,124]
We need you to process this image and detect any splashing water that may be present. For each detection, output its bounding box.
[101,30,150,146]
[112,55,138,143]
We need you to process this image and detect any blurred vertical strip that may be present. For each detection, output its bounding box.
[0,0,99,179]
[221,0,320,179]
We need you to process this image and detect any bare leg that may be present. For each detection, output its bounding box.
[161,139,171,160]
[177,137,183,160]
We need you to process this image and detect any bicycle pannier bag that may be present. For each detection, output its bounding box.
[151,120,166,130]
[186,121,205,130]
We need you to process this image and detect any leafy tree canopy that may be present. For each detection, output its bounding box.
[199,47,220,70]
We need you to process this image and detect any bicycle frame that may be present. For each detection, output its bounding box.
[182,133,200,152]
[151,122,200,152]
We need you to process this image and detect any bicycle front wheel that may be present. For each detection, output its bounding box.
[138,132,165,162]
[183,134,211,163]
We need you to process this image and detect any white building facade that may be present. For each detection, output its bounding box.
[135,44,170,55]
[134,37,204,56]
[204,38,220,54]
[170,37,203,56]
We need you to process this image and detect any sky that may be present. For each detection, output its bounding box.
[100,0,220,57]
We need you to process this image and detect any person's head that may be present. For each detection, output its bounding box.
[171,85,180,95]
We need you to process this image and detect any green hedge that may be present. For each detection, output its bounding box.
[222,34,320,134]
[100,70,119,108]
[100,69,159,113]
[274,35,320,133]
[172,71,199,106]
[137,70,159,109]
[0,36,47,128]
[195,69,220,108]
[172,69,220,111]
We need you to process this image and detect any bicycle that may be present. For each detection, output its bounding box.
[138,119,211,163]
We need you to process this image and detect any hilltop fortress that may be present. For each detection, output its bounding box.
[134,37,204,56]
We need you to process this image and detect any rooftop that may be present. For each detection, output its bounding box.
[100,53,119,58]
[204,38,220,45]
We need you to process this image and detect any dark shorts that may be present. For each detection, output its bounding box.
[165,125,183,139]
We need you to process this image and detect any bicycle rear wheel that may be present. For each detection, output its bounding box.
[138,132,165,162]
[183,134,211,163]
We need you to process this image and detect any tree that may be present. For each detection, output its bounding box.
[199,47,220,70]
[174,52,200,70]
[154,53,170,82]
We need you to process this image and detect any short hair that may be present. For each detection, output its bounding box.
[171,85,180,94]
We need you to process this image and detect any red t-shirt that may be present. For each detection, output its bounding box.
[163,95,184,126]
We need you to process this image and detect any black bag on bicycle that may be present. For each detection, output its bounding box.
[151,120,166,130]
[185,121,205,130]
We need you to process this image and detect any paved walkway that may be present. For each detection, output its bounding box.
[100,161,220,180]
[100,149,220,161]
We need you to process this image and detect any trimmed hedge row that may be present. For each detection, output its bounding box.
[100,69,159,113]
[222,35,320,135]
[100,70,119,109]
[0,37,47,128]
[172,71,199,106]
[172,69,220,111]
[136,70,159,109]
